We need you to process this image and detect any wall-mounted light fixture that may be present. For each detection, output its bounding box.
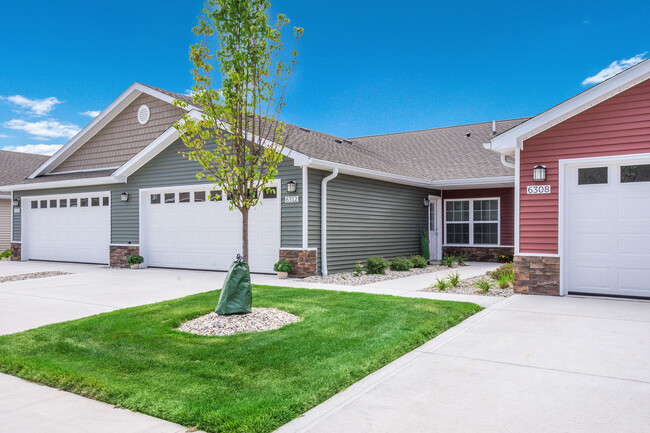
[423,198,430,207]
[13,198,19,207]
[533,165,546,182]
[121,192,129,202]
[286,180,297,193]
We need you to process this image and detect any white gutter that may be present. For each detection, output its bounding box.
[3,176,122,191]
[301,166,309,249]
[320,168,339,276]
[500,154,515,169]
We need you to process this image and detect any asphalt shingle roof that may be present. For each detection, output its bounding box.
[0,150,50,192]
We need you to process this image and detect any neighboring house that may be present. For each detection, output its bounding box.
[0,150,50,251]
[488,58,650,298]
[3,83,520,275]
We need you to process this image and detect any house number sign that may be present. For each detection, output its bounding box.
[526,185,551,194]
[284,195,300,204]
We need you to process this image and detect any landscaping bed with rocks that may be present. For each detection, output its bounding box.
[423,275,514,297]
[0,271,71,284]
[177,308,300,336]
[422,263,514,297]
[303,264,447,286]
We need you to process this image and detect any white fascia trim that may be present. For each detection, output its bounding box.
[280,247,318,251]
[0,194,11,200]
[5,176,122,191]
[44,166,121,176]
[29,83,199,179]
[487,59,650,153]
[431,176,515,189]
[516,252,560,258]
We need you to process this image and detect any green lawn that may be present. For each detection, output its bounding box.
[0,285,481,433]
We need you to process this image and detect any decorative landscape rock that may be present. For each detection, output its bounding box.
[423,275,514,297]
[0,271,71,284]
[303,264,447,286]
[177,308,300,336]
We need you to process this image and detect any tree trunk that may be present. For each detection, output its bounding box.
[241,207,249,264]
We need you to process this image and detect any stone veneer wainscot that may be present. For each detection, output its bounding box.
[110,245,140,268]
[279,249,318,278]
[513,255,560,295]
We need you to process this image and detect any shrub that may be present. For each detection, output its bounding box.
[498,254,513,263]
[440,255,455,268]
[352,261,364,277]
[420,229,430,261]
[488,263,513,280]
[432,277,451,291]
[0,249,10,259]
[473,278,494,294]
[273,260,293,273]
[496,271,514,289]
[456,252,467,266]
[446,271,461,287]
[126,254,144,265]
[410,255,428,269]
[390,257,414,272]
[365,256,389,274]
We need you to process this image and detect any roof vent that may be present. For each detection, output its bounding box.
[299,127,311,133]
[335,139,343,143]
[492,120,497,135]
[137,105,150,125]
[465,132,471,137]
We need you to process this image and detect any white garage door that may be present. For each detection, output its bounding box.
[141,184,280,273]
[23,193,110,264]
[565,156,650,297]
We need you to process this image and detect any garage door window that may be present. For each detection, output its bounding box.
[263,187,278,199]
[60,199,67,208]
[445,199,499,246]
[179,192,190,203]
[150,194,161,204]
[70,198,78,207]
[210,190,222,201]
[103,197,109,206]
[194,191,206,202]
[31,201,38,209]
[80,198,88,207]
[50,199,57,208]
[621,164,650,183]
[91,197,100,206]
[578,167,608,185]
[164,193,175,204]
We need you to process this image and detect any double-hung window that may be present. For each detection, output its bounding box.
[445,199,499,246]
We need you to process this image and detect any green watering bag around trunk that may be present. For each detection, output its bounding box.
[216,259,252,315]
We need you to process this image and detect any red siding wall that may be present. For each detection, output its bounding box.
[442,187,514,246]
[520,78,650,254]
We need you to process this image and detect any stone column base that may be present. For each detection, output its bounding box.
[10,242,21,261]
[514,255,560,295]
[279,249,318,277]
[442,246,514,262]
[110,245,140,268]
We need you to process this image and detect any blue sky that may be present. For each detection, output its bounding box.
[0,0,648,155]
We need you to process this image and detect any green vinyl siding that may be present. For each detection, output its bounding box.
[13,138,302,246]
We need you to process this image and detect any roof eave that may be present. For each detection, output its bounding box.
[5,176,123,192]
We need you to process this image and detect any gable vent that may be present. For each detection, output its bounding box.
[137,105,150,125]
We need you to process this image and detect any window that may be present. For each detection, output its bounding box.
[50,199,57,208]
[70,198,78,207]
[60,199,67,208]
[31,201,38,209]
[263,187,277,199]
[91,197,100,206]
[40,200,47,208]
[194,191,206,202]
[103,197,109,206]
[621,164,650,183]
[150,194,161,204]
[179,192,190,203]
[578,167,608,185]
[445,199,499,246]
[209,190,222,202]
[164,193,175,203]
[80,198,88,207]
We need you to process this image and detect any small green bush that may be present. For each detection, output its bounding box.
[410,255,428,269]
[488,263,513,280]
[389,257,414,272]
[365,256,389,274]
[456,252,467,266]
[496,271,514,289]
[440,255,455,268]
[446,271,461,287]
[1,249,10,259]
[432,277,451,291]
[126,254,144,265]
[473,278,495,294]
[352,261,364,277]
[273,260,293,273]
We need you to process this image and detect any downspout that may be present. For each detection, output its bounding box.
[501,154,515,169]
[320,168,339,276]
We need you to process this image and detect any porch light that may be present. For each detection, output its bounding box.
[287,180,297,193]
[121,192,129,202]
[13,198,19,207]
[423,198,430,207]
[533,165,546,182]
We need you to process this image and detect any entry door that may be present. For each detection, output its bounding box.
[565,157,650,297]
[428,196,442,261]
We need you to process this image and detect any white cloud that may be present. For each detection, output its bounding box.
[2,143,63,155]
[1,95,62,116]
[582,53,648,86]
[0,133,8,138]
[3,119,80,140]
[80,110,101,118]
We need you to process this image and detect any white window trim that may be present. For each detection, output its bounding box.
[443,197,501,247]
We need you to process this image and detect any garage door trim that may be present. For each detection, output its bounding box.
[559,152,650,296]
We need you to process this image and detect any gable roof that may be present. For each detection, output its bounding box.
[488,58,650,155]
[0,150,50,195]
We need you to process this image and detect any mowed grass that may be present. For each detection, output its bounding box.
[0,285,481,433]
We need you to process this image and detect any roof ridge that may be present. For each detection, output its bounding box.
[348,117,533,140]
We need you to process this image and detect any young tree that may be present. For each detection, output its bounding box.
[174,0,302,264]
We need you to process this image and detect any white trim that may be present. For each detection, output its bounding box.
[488,59,650,154]
[431,176,514,189]
[9,191,14,244]
[44,166,121,176]
[110,244,139,247]
[516,252,560,257]
[444,197,501,247]
[514,147,521,255]
[444,244,514,248]
[320,168,339,276]
[0,194,11,200]
[4,176,121,191]
[301,166,309,249]
[280,247,317,251]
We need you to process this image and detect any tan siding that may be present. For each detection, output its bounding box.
[52,94,184,173]
[0,199,10,250]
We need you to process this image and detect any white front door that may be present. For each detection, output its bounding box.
[428,196,442,261]
[564,156,650,297]
[22,193,111,264]
[141,183,280,273]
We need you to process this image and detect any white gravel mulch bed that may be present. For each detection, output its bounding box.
[423,275,514,297]
[303,264,447,286]
[177,308,300,336]
[0,271,71,284]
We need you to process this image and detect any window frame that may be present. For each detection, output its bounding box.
[444,197,500,247]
